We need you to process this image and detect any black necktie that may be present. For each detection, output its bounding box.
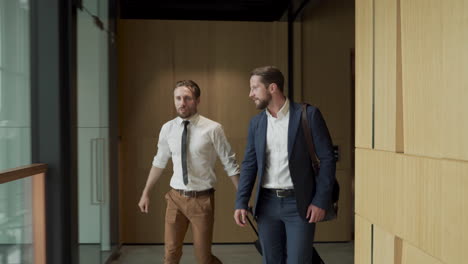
[181,120,189,185]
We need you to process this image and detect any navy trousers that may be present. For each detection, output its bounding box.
[256,191,316,264]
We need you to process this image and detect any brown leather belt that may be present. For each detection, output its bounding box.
[173,188,214,198]
[262,188,295,198]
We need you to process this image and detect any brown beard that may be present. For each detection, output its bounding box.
[177,108,195,118]
[255,93,272,110]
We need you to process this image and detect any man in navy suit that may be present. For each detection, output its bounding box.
[234,66,336,263]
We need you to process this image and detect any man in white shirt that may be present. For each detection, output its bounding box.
[138,80,240,264]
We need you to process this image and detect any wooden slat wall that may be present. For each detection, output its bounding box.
[356,0,468,262]
[118,19,288,243]
[401,0,444,158]
[374,224,396,264]
[355,215,372,264]
[355,0,374,149]
[374,0,397,151]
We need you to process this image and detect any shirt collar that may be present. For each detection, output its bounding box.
[266,99,290,119]
[176,113,200,126]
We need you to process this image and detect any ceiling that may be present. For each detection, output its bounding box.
[119,0,292,21]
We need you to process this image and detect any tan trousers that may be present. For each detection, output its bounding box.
[164,189,222,264]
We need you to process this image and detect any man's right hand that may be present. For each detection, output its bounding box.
[138,194,150,213]
[234,209,248,227]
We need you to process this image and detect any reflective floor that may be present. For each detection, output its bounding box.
[112,242,354,264]
[79,245,112,264]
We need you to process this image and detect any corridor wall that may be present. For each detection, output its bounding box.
[355,0,468,263]
[301,0,355,241]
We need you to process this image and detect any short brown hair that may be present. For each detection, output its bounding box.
[250,66,284,92]
[174,80,201,98]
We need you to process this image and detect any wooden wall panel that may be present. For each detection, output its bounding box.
[401,0,468,161]
[374,0,397,151]
[302,0,355,151]
[440,1,468,161]
[355,149,401,233]
[301,0,355,241]
[355,149,379,223]
[374,225,396,264]
[357,0,468,262]
[355,0,373,149]
[356,149,468,263]
[356,150,442,257]
[402,241,442,264]
[118,20,176,243]
[401,0,444,158]
[355,215,372,264]
[441,159,468,263]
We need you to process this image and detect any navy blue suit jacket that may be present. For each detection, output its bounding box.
[235,101,336,220]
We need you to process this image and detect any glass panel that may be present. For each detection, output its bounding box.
[78,0,112,262]
[0,0,33,262]
[0,177,34,264]
[0,0,31,171]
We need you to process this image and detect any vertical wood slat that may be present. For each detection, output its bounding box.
[401,0,444,158]
[373,224,396,264]
[355,0,374,149]
[355,214,373,264]
[374,0,397,151]
[395,0,404,153]
[394,236,403,264]
[33,173,46,264]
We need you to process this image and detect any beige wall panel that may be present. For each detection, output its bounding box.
[402,241,442,264]
[402,0,468,160]
[301,0,354,241]
[118,20,176,243]
[355,149,465,261]
[403,156,442,259]
[356,149,468,262]
[440,2,468,161]
[355,0,373,149]
[118,19,291,243]
[374,0,397,151]
[441,159,468,264]
[302,0,354,149]
[401,0,444,158]
[355,148,400,232]
[355,214,372,264]
[355,149,378,222]
[374,224,396,264]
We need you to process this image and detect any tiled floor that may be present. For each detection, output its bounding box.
[113,242,354,264]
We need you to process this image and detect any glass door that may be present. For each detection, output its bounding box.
[77,0,114,262]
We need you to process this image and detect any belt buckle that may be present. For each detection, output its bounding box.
[181,190,191,198]
[276,189,286,198]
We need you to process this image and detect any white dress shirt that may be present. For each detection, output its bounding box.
[262,99,294,189]
[152,113,240,191]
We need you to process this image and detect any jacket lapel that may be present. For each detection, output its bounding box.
[288,102,301,160]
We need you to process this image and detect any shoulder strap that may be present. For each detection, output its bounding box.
[301,103,320,175]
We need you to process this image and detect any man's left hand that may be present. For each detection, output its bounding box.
[306,204,325,223]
